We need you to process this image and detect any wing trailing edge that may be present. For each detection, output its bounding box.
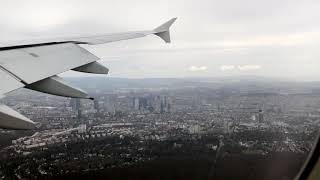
[26,75,94,100]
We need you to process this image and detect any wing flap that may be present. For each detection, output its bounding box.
[0,43,100,84]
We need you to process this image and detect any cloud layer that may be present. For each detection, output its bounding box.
[220,65,261,71]
[0,0,320,80]
[189,66,208,72]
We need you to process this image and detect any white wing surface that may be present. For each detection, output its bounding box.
[0,18,177,130]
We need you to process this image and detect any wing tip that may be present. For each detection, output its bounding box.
[154,18,177,43]
[154,18,178,33]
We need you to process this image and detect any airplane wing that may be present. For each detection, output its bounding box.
[0,18,177,130]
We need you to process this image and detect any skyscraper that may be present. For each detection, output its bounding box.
[159,96,171,113]
[70,98,82,121]
[77,109,82,120]
[258,109,264,123]
[70,98,81,111]
[133,97,139,111]
[94,100,100,112]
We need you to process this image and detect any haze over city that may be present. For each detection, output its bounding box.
[1,77,319,179]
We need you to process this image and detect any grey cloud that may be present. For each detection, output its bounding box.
[1,0,320,80]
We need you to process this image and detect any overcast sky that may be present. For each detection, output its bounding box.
[1,0,320,80]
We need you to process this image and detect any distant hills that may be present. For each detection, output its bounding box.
[64,76,320,94]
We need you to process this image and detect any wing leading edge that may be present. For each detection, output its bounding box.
[0,18,177,130]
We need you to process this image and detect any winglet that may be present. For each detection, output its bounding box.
[154,18,177,43]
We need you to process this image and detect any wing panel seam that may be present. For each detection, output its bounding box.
[0,65,27,85]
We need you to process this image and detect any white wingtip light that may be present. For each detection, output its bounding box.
[0,104,36,130]
[154,18,177,43]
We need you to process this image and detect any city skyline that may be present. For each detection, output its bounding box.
[0,77,318,179]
